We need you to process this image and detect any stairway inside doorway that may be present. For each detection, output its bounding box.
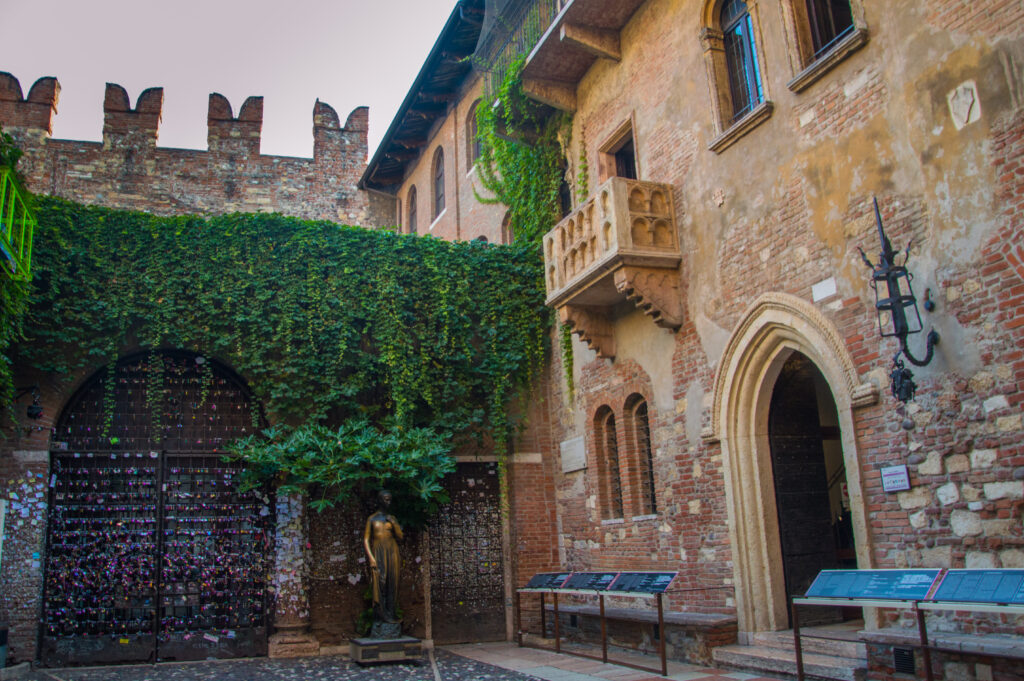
[713,621,867,681]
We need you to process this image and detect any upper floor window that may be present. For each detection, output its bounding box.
[595,406,623,520]
[721,0,764,123]
[466,100,482,167]
[625,395,656,516]
[433,147,445,219]
[783,0,866,92]
[806,0,854,58]
[599,119,639,183]
[407,185,418,234]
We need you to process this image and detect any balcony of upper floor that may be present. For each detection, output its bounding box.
[519,0,648,112]
[542,176,682,359]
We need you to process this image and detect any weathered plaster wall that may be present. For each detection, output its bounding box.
[540,0,1024,641]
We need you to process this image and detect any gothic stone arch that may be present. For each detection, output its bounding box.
[704,292,878,639]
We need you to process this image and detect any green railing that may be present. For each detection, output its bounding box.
[0,167,35,281]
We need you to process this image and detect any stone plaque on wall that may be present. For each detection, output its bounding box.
[560,437,586,473]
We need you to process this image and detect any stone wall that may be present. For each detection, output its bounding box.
[0,73,384,226]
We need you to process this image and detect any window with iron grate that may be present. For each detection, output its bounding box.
[595,406,624,520]
[433,147,446,219]
[626,395,657,516]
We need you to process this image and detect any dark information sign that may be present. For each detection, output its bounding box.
[931,570,1024,604]
[804,569,940,600]
[563,572,618,591]
[608,572,677,594]
[524,573,571,590]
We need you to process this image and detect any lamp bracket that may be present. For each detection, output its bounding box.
[900,329,939,367]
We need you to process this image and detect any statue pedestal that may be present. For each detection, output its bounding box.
[350,636,422,665]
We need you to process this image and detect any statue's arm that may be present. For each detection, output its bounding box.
[363,517,377,568]
[389,515,404,540]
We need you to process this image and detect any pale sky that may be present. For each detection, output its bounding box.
[0,0,459,158]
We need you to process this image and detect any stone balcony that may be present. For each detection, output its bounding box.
[543,177,683,358]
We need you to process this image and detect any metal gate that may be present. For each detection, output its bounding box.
[40,351,272,666]
[429,462,506,643]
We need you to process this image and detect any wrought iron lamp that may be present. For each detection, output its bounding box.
[858,198,939,405]
[14,384,43,419]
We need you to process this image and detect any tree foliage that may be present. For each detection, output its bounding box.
[227,419,455,525]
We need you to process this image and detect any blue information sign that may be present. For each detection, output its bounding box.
[563,572,618,591]
[525,573,571,589]
[608,572,677,594]
[804,569,940,600]
[931,570,1024,604]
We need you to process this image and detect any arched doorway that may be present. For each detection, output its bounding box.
[40,351,272,666]
[709,293,877,639]
[768,353,855,624]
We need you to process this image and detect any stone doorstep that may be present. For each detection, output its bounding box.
[859,628,1024,660]
[712,645,865,681]
[0,662,30,681]
[751,629,866,659]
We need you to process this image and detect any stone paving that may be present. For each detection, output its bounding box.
[447,642,788,681]
[8,643,788,681]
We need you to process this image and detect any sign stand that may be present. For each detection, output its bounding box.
[516,571,677,677]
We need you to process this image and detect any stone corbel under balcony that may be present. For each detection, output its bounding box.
[543,177,684,360]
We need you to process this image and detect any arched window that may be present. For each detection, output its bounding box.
[701,0,772,151]
[500,211,513,245]
[595,406,623,520]
[466,100,482,167]
[407,185,418,234]
[625,395,657,516]
[721,0,763,123]
[432,147,445,219]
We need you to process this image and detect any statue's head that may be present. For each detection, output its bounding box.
[377,489,393,509]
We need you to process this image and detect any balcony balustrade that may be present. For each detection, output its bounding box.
[542,177,683,358]
[0,167,35,281]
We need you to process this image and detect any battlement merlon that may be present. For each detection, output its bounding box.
[0,73,367,165]
[0,73,60,135]
[103,83,163,149]
[208,93,263,155]
[314,101,368,162]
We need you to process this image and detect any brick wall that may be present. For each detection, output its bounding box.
[0,73,378,225]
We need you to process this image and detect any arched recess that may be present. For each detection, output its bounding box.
[41,350,272,666]
[704,292,877,638]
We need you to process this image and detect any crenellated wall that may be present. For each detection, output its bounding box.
[0,73,393,227]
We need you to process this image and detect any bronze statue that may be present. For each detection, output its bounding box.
[362,489,403,638]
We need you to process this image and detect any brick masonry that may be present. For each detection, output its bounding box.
[0,73,389,226]
[3,0,1024,675]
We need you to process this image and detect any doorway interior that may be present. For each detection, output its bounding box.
[767,352,856,626]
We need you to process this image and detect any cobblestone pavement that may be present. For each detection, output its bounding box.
[11,643,788,681]
[16,649,538,681]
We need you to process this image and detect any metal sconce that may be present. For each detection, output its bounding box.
[15,384,43,419]
[858,198,939,406]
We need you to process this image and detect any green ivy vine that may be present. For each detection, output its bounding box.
[21,198,551,468]
[474,56,571,247]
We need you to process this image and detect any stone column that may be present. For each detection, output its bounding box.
[268,492,319,657]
